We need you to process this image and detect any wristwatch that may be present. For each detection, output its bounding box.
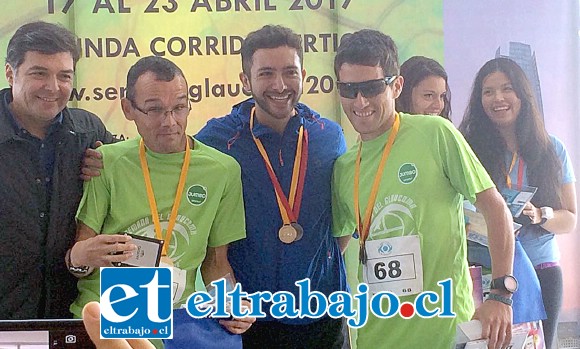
[538,207,554,225]
[490,274,518,294]
[486,293,513,306]
[66,248,92,276]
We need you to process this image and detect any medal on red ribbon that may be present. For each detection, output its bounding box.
[250,107,308,244]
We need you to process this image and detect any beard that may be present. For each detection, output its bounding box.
[252,90,301,122]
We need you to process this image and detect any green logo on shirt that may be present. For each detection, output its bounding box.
[398,163,417,184]
[187,185,207,206]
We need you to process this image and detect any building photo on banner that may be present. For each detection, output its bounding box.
[0,0,579,348]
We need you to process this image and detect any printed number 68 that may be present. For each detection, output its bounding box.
[374,260,402,280]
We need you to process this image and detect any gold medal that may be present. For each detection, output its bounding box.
[291,223,304,242]
[250,109,309,246]
[160,255,174,267]
[279,225,297,244]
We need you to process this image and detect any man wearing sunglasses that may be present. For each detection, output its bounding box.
[332,30,515,349]
[195,25,349,348]
[67,56,254,343]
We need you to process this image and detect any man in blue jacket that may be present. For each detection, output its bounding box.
[196,25,349,348]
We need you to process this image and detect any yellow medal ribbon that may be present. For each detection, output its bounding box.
[139,137,191,256]
[354,113,400,261]
[506,152,517,189]
[505,152,524,190]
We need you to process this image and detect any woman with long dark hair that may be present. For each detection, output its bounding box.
[396,55,452,119]
[398,55,548,337]
[460,57,577,349]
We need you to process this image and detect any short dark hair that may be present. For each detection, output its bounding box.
[126,56,187,101]
[396,56,452,120]
[6,21,80,69]
[334,29,399,79]
[240,25,303,76]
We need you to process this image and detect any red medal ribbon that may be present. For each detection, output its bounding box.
[249,107,308,225]
[506,152,524,190]
[517,155,524,190]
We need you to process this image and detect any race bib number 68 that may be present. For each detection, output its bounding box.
[362,235,423,296]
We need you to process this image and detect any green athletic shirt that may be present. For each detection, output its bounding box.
[332,113,494,349]
[70,137,246,317]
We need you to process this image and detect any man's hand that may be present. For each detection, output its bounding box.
[81,141,105,181]
[83,302,155,349]
[472,299,512,349]
[218,299,256,334]
[72,234,136,268]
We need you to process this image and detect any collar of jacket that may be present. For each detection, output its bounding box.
[232,98,317,138]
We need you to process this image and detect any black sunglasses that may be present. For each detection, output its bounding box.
[336,76,398,99]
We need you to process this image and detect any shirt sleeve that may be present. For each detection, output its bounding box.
[207,159,246,247]
[437,120,495,203]
[550,135,576,184]
[76,150,110,233]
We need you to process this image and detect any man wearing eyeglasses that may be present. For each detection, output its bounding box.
[331,30,515,349]
[67,56,255,339]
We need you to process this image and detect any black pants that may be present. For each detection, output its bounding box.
[242,317,344,349]
[536,266,563,349]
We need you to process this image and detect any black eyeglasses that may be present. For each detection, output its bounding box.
[336,76,397,99]
[130,100,191,120]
